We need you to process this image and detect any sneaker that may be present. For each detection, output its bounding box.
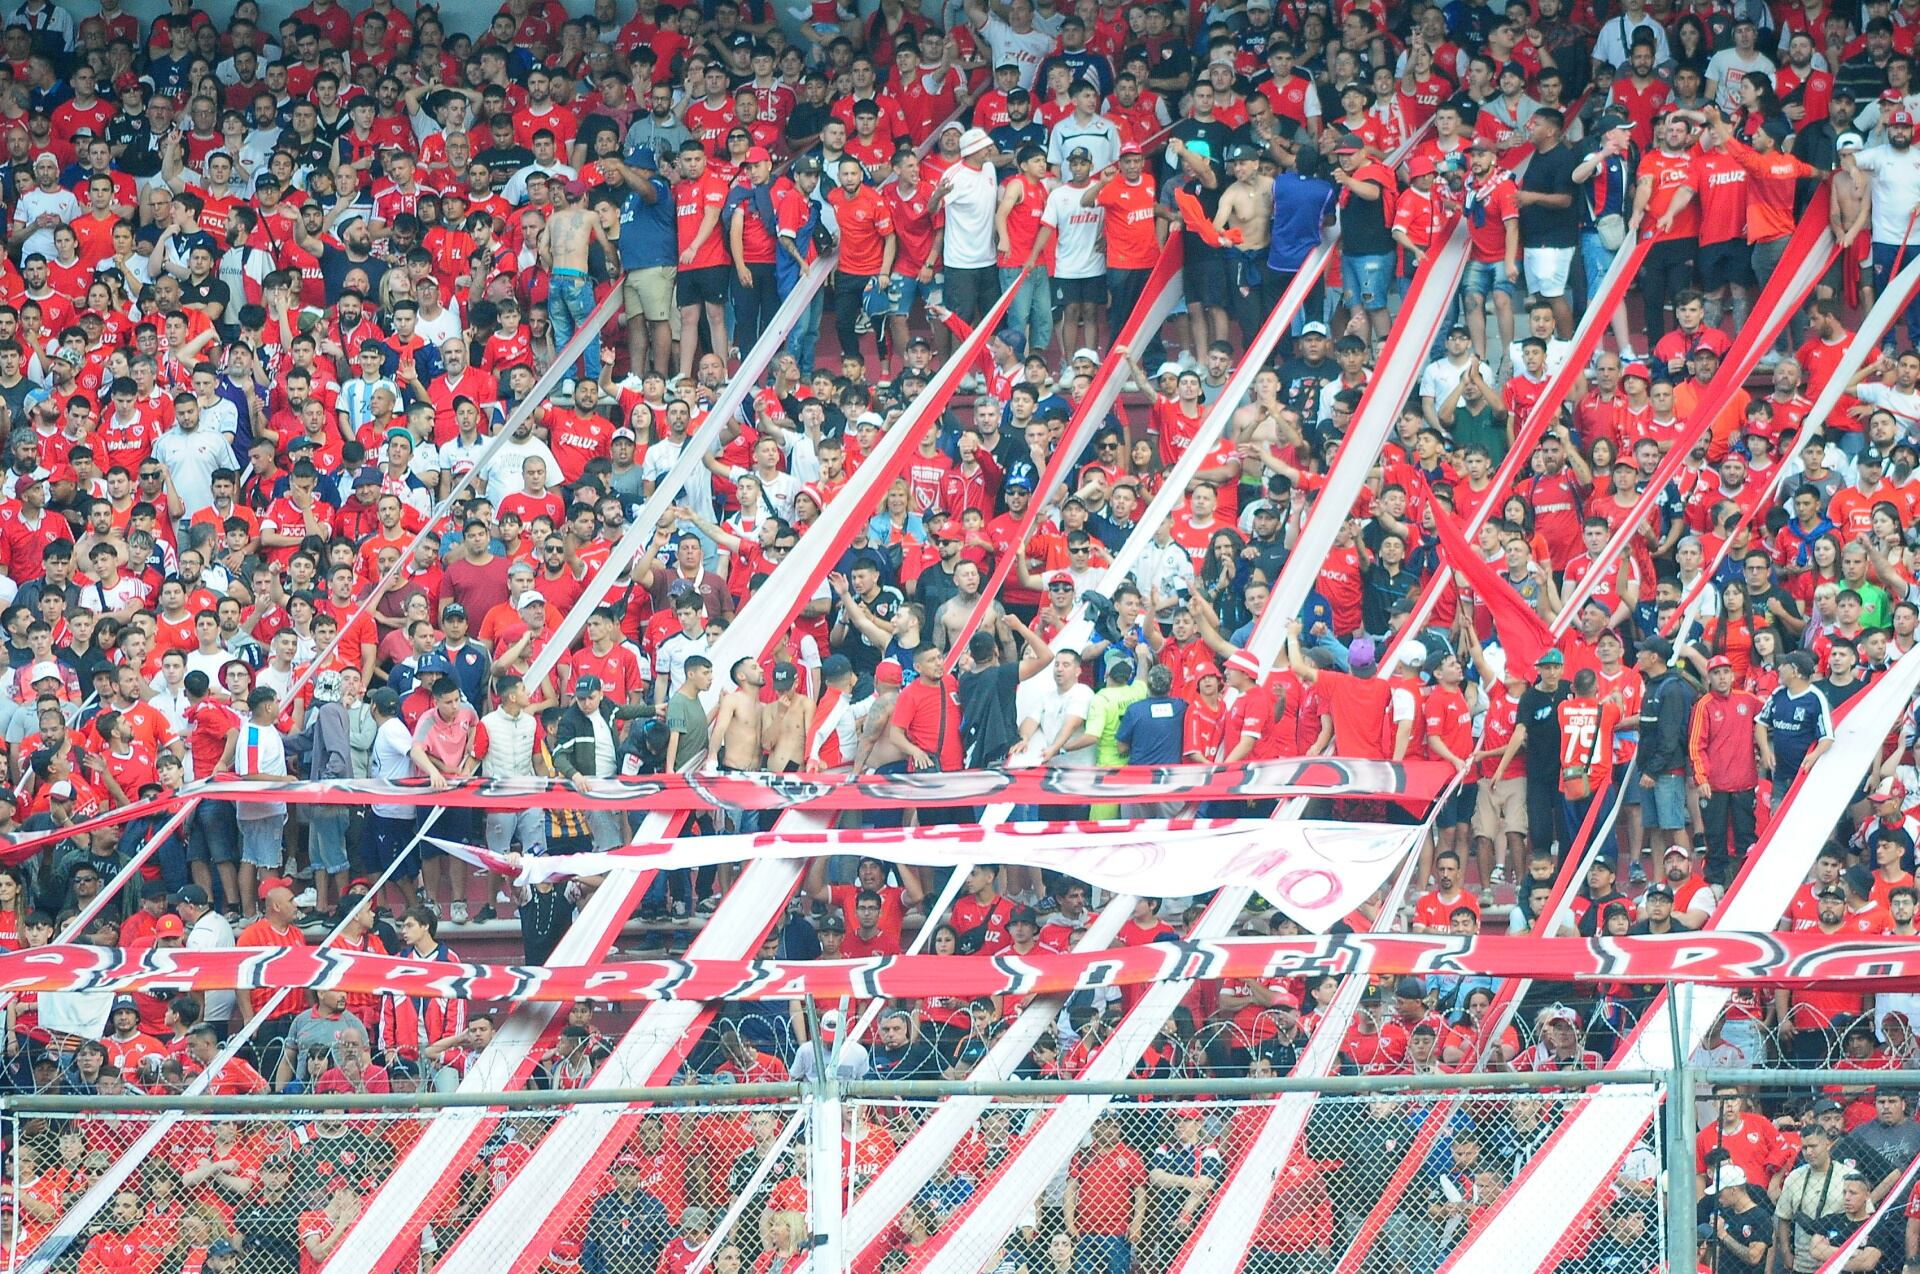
[293,887,317,910]
[1490,865,1508,885]
[697,894,723,914]
[450,901,471,925]
[1478,887,1496,907]
[476,904,497,923]
[669,900,689,919]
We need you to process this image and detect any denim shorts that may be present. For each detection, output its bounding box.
[1342,252,1393,311]
[238,814,287,869]
[1462,259,1520,299]
[889,270,938,315]
[305,807,351,875]
[1646,772,1689,830]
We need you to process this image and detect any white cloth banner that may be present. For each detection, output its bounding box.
[430,818,1418,934]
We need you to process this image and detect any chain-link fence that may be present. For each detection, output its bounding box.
[22,1070,1910,1274]
[829,1087,1671,1274]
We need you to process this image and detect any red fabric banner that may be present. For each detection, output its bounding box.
[10,932,1920,1003]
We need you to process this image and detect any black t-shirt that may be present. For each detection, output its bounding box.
[1339,171,1396,256]
[1276,354,1335,417]
[1812,1209,1903,1274]
[1519,141,1581,248]
[1702,1199,1774,1274]
[1517,682,1573,769]
[957,660,1022,768]
[1817,676,1867,709]
[833,584,903,677]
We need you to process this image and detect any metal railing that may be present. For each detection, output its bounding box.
[14,1058,1888,1274]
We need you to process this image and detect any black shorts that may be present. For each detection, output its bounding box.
[676,264,730,308]
[1057,275,1106,305]
[1699,239,1756,291]
[1184,241,1230,299]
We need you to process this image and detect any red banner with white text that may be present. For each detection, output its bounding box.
[7,932,1919,1003]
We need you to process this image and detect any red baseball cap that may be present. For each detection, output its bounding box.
[1705,654,1733,671]
[745,145,772,164]
[257,875,295,901]
[1406,155,1437,178]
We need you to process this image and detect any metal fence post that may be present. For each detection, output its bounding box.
[1667,981,1699,1274]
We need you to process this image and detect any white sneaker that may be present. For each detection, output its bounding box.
[450,901,470,925]
[293,887,317,910]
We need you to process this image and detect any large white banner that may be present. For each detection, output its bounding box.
[431,818,1419,934]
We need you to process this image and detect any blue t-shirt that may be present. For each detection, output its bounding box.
[1116,696,1186,764]
[619,172,677,270]
[1269,174,1337,273]
[1757,685,1832,777]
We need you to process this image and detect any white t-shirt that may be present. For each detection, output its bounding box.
[1418,356,1495,411]
[1505,336,1576,380]
[1853,143,1920,244]
[1023,680,1095,765]
[1043,182,1105,279]
[1591,13,1669,68]
[369,716,417,818]
[233,720,289,819]
[12,186,81,261]
[1704,49,1775,111]
[150,426,239,514]
[81,575,150,615]
[939,162,1000,269]
[980,17,1054,87]
[188,910,238,1022]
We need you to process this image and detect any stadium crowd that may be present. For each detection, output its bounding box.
[0,0,1917,1268]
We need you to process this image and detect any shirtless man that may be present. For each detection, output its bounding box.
[764,662,815,773]
[935,561,1003,653]
[710,656,764,835]
[542,180,614,385]
[1214,145,1276,342]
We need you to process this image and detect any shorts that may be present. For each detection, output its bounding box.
[1342,252,1393,311]
[486,808,547,858]
[1471,776,1528,841]
[238,815,286,869]
[189,801,239,866]
[1438,783,1476,828]
[1699,239,1757,291]
[1184,241,1230,299]
[366,811,421,875]
[889,269,939,313]
[1646,772,1690,830]
[676,264,729,308]
[623,265,675,322]
[304,807,351,875]
[1522,246,1575,298]
[1462,259,1519,299]
[1057,275,1106,305]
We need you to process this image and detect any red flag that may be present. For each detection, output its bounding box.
[1174,188,1242,247]
[1425,500,1556,678]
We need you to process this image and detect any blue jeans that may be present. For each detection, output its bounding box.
[787,290,824,369]
[1874,241,1920,348]
[999,264,1053,352]
[1342,251,1393,311]
[548,271,601,381]
[1073,1235,1133,1274]
[1580,230,1617,302]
